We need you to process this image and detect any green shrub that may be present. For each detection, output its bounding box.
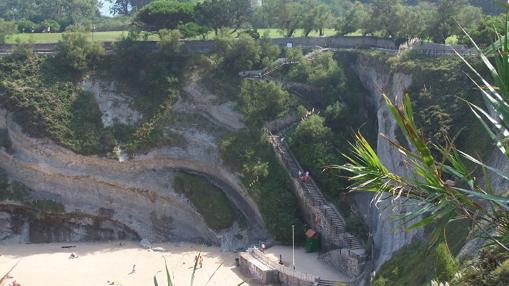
[39,19,60,33]
[105,37,188,116]
[239,80,291,128]
[373,276,389,286]
[219,131,305,244]
[215,35,280,75]
[55,30,105,80]
[0,55,114,155]
[174,173,237,231]
[375,220,469,286]
[288,115,342,198]
[0,19,16,44]
[435,242,458,283]
[16,18,37,33]
[68,91,112,155]
[287,51,346,108]
[452,245,509,286]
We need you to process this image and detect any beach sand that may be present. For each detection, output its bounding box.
[0,241,253,286]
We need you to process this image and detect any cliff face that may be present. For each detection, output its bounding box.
[352,54,423,270]
[0,78,266,248]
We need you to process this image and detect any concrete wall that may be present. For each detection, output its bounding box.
[319,249,365,278]
[239,253,279,284]
[0,36,472,56]
[239,248,319,286]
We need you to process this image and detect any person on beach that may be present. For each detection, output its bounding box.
[129,264,136,274]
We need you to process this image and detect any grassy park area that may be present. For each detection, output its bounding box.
[4,29,338,44]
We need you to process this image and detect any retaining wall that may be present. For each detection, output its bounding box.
[0,36,473,56]
[239,248,319,286]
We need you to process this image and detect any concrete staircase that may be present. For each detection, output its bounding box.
[269,134,363,251]
[240,49,367,281]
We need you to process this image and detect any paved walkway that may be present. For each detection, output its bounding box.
[264,245,348,281]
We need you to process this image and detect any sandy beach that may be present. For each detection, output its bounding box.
[0,241,251,286]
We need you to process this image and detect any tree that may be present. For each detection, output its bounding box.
[239,80,290,127]
[0,0,99,31]
[133,0,195,32]
[397,3,436,41]
[177,22,209,39]
[109,0,131,15]
[215,34,279,75]
[55,30,105,80]
[107,0,152,15]
[289,115,341,194]
[40,19,61,32]
[195,0,231,35]
[0,19,16,44]
[428,0,481,43]
[459,14,504,47]
[288,51,346,107]
[279,1,304,38]
[336,1,370,36]
[262,0,304,37]
[312,4,334,36]
[229,0,253,32]
[365,0,405,38]
[195,0,252,35]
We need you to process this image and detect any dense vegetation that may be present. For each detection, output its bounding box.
[0,49,111,155]
[174,173,237,231]
[2,2,509,284]
[338,11,509,285]
[0,0,99,32]
[219,131,305,244]
[0,0,501,47]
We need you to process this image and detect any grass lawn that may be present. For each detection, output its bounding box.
[6,31,129,44]
[5,28,338,44]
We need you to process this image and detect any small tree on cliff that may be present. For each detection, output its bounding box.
[55,30,105,80]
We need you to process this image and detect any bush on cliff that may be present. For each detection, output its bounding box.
[0,54,112,155]
[174,173,237,231]
[219,131,305,244]
[214,35,280,75]
[54,30,105,80]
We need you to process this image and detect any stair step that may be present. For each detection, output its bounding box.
[271,127,366,254]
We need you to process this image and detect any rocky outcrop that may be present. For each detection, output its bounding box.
[0,108,266,247]
[0,203,139,243]
[180,81,245,130]
[81,79,142,127]
[352,54,423,270]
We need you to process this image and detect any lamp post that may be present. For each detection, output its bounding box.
[292,224,295,270]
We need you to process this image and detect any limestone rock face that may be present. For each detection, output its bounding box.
[352,55,423,270]
[0,100,265,247]
[81,79,142,127]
